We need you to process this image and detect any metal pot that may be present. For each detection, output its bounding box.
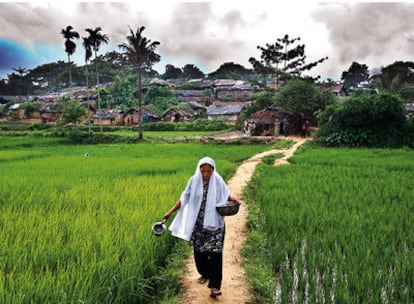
[151,219,167,237]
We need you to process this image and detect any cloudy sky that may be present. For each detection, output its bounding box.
[0,0,414,80]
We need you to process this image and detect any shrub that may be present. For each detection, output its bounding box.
[143,119,230,132]
[316,93,408,147]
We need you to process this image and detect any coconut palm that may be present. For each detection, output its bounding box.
[118,26,160,140]
[85,27,109,131]
[60,25,80,87]
[84,27,109,87]
[82,36,93,133]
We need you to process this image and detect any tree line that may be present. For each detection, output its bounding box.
[1,25,413,145]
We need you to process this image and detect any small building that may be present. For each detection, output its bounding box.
[178,90,210,104]
[92,111,118,125]
[213,79,259,102]
[39,102,62,123]
[9,103,25,120]
[123,106,160,126]
[247,107,295,136]
[206,102,247,125]
[162,107,196,122]
[185,101,208,118]
[319,82,347,97]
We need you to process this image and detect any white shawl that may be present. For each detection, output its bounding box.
[168,157,229,241]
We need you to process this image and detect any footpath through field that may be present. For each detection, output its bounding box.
[178,136,308,303]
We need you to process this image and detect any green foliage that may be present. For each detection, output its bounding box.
[208,62,255,79]
[273,78,337,115]
[243,89,276,119]
[182,64,204,79]
[19,101,40,113]
[143,118,229,132]
[341,61,370,91]
[380,61,414,93]
[249,34,328,81]
[143,86,178,115]
[61,99,88,125]
[0,137,266,303]
[244,145,414,303]
[316,92,408,147]
[161,64,183,79]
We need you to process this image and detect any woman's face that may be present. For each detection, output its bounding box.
[200,164,214,183]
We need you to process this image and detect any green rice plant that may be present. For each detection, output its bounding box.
[244,143,414,303]
[0,137,267,303]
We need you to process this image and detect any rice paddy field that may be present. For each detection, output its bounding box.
[244,143,414,304]
[0,136,267,303]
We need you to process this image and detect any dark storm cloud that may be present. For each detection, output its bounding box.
[156,2,249,70]
[71,2,152,42]
[312,2,414,69]
[0,1,261,76]
[0,3,67,46]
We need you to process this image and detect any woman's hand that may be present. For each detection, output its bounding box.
[163,200,181,220]
[229,196,240,205]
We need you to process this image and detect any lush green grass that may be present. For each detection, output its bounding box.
[244,142,414,303]
[0,136,268,303]
[111,130,216,138]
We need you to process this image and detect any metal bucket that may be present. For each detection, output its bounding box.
[151,219,167,237]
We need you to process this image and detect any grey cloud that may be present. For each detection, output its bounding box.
[219,10,246,32]
[156,3,248,70]
[169,3,213,37]
[0,2,153,46]
[313,2,414,69]
[0,3,64,46]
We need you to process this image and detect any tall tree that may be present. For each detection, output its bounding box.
[249,34,328,84]
[273,78,336,117]
[82,36,93,133]
[182,64,204,79]
[341,61,369,91]
[208,62,254,79]
[118,26,160,140]
[379,61,414,93]
[85,27,109,130]
[60,25,80,87]
[162,64,183,79]
[11,67,30,96]
[84,27,109,87]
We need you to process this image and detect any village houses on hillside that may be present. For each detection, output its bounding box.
[5,78,404,135]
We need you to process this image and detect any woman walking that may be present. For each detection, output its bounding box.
[163,156,240,298]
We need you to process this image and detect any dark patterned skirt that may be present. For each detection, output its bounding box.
[190,223,225,253]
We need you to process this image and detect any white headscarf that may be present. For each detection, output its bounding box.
[168,157,229,241]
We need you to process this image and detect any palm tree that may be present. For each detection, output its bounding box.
[118,26,160,140]
[82,36,93,133]
[85,27,109,131]
[60,25,80,87]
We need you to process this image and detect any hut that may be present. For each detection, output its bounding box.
[213,79,259,102]
[206,101,248,125]
[247,107,296,136]
[162,107,196,122]
[319,82,348,97]
[123,106,160,126]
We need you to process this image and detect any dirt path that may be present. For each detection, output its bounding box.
[178,136,308,303]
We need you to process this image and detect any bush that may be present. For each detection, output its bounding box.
[28,123,52,131]
[316,93,409,147]
[143,119,230,132]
